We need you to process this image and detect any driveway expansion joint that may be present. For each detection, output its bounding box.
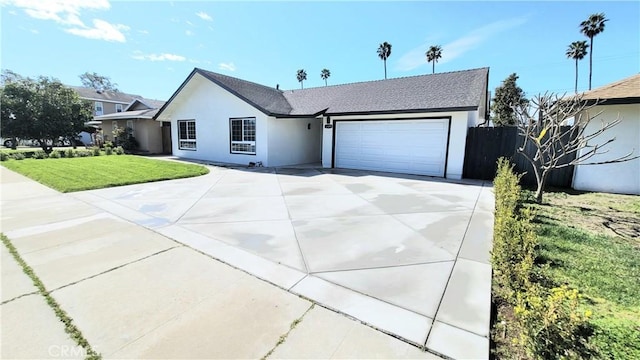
[49,245,181,293]
[260,303,315,360]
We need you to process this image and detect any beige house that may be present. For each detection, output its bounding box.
[72,86,140,116]
[95,98,169,154]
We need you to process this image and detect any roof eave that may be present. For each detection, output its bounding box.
[324,106,479,117]
[582,97,640,106]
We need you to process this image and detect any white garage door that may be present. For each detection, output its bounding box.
[335,119,449,177]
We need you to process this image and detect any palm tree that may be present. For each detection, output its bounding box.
[580,13,608,90]
[425,45,443,74]
[296,69,307,89]
[320,69,331,86]
[377,42,392,79]
[566,41,588,93]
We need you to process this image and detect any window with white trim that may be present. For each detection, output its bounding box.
[230,117,256,154]
[116,103,124,112]
[178,120,196,150]
[95,102,103,116]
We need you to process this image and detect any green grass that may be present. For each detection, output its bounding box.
[531,192,640,359]
[1,155,209,192]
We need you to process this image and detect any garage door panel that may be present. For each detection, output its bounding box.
[335,119,448,177]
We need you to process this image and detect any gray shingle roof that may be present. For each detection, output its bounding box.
[284,68,489,115]
[158,67,488,119]
[71,86,142,103]
[197,70,293,115]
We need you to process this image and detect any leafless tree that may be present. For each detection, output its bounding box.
[514,93,637,203]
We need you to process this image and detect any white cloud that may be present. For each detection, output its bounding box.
[218,62,236,72]
[186,20,193,26]
[396,16,528,71]
[5,0,109,26]
[66,19,129,42]
[4,0,130,42]
[138,29,149,35]
[185,30,194,36]
[196,11,212,21]
[132,52,186,62]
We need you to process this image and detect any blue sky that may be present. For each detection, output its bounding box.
[1,1,638,102]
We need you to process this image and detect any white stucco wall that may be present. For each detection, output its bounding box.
[322,111,472,179]
[267,117,322,166]
[321,116,333,168]
[572,103,640,195]
[157,73,270,166]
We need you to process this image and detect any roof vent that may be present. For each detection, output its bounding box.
[96,90,103,94]
[276,84,280,90]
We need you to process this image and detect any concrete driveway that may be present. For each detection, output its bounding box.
[70,164,494,359]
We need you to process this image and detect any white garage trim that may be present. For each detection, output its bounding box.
[332,117,451,177]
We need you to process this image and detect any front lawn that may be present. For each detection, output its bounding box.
[532,191,640,359]
[493,189,640,359]
[1,155,209,192]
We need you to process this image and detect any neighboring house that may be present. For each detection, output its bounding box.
[572,74,640,195]
[155,67,489,179]
[71,87,142,146]
[71,86,141,117]
[95,98,168,154]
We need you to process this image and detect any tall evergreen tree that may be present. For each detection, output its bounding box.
[491,73,528,126]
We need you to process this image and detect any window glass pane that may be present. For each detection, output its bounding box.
[187,122,196,139]
[179,121,187,139]
[231,120,242,141]
[243,119,256,141]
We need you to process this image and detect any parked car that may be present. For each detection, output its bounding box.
[3,134,91,148]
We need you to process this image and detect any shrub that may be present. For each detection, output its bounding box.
[75,150,92,157]
[0,152,8,162]
[32,150,48,159]
[114,146,125,155]
[91,147,101,156]
[515,285,592,359]
[492,158,537,301]
[104,141,114,149]
[121,136,139,151]
[492,157,593,359]
[49,150,62,158]
[11,152,25,160]
[65,148,75,158]
[104,146,113,155]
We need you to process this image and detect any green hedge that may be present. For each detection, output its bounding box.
[0,148,125,161]
[492,158,591,359]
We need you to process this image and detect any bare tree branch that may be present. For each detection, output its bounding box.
[513,93,639,202]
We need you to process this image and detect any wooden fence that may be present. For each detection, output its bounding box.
[462,126,576,188]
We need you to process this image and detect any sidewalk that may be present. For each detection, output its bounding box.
[0,167,441,359]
